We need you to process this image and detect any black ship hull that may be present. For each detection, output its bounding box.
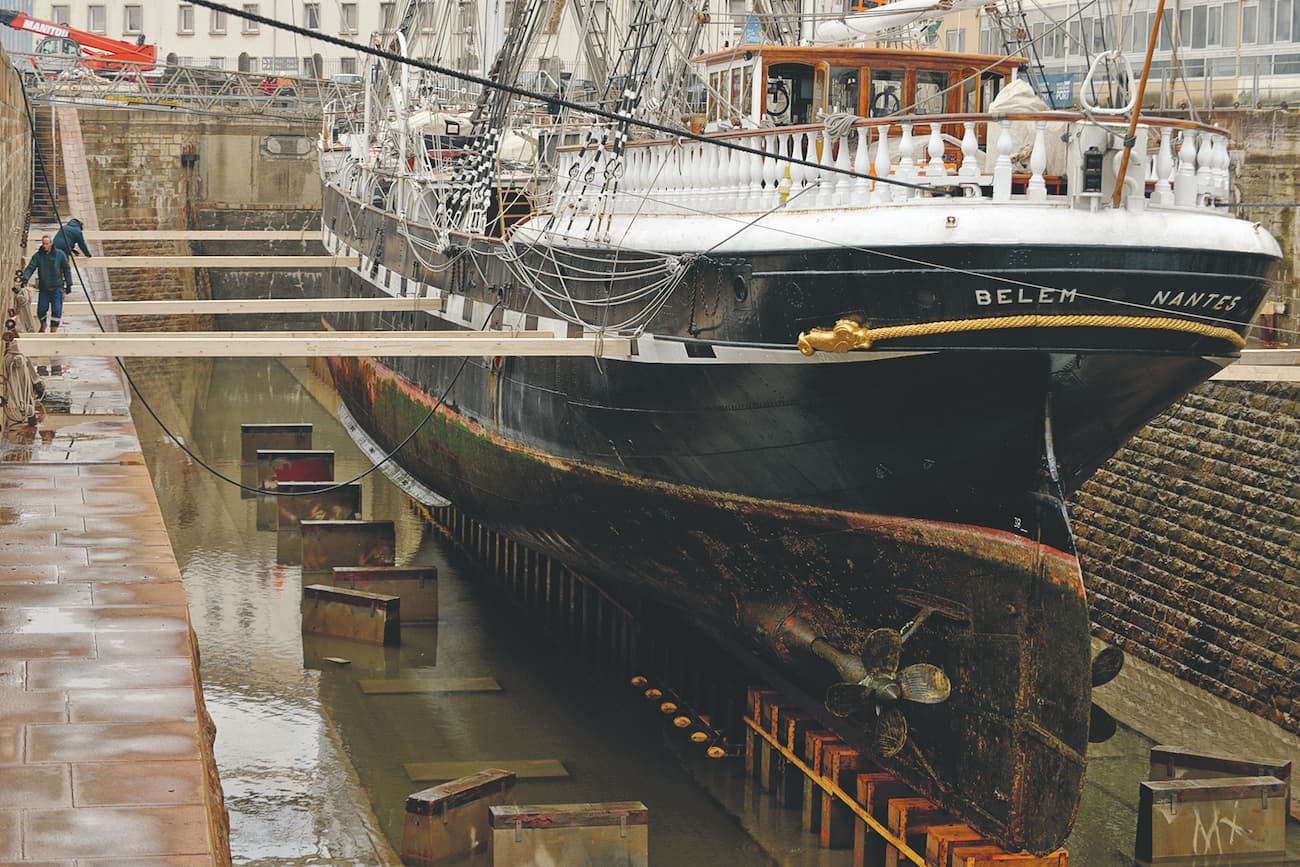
[318,181,1278,853]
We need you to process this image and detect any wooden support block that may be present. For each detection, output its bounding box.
[489,802,648,867]
[357,676,500,695]
[275,481,363,563]
[950,844,1067,865]
[405,759,570,784]
[300,519,395,576]
[925,823,986,867]
[401,768,516,866]
[302,584,399,645]
[333,566,438,623]
[777,711,814,809]
[240,423,313,462]
[1149,745,1292,814]
[254,448,335,512]
[820,744,872,849]
[854,771,915,867]
[885,797,952,867]
[760,702,797,794]
[1136,776,1287,862]
[745,688,777,779]
[802,731,840,834]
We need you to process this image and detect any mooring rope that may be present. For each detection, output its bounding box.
[2,348,39,426]
[796,314,1247,355]
[10,284,37,334]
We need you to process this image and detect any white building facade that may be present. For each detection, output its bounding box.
[32,1,395,77]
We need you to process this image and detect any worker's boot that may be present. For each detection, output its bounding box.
[38,322,46,333]
[49,324,58,333]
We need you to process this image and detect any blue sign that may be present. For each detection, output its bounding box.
[741,15,763,45]
[1040,73,1075,108]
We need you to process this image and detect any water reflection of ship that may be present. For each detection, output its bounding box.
[314,0,1281,853]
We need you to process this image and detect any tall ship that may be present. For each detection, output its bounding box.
[316,0,1281,853]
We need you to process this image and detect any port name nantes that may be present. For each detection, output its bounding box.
[976,287,1245,312]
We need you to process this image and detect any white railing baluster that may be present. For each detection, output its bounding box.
[894,122,915,202]
[1196,131,1214,198]
[1174,130,1197,206]
[873,124,892,204]
[853,125,870,203]
[747,140,763,211]
[791,134,809,201]
[1027,119,1047,202]
[1152,127,1174,206]
[817,128,834,207]
[959,121,979,180]
[1216,134,1231,200]
[926,123,947,178]
[763,133,780,207]
[833,127,852,205]
[992,118,1013,202]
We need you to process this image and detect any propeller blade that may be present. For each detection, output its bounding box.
[1088,703,1118,743]
[874,705,909,757]
[825,682,868,718]
[1091,646,1125,687]
[897,663,951,704]
[860,628,902,679]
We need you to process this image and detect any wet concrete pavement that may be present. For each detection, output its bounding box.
[0,347,222,864]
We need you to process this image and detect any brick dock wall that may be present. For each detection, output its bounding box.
[1073,380,1300,735]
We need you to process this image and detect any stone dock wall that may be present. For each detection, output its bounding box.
[1073,381,1299,735]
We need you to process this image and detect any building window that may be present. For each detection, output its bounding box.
[209,56,225,69]
[178,56,193,67]
[87,5,106,33]
[304,3,321,29]
[945,29,966,51]
[1207,6,1221,44]
[178,4,194,34]
[211,10,227,34]
[380,3,395,28]
[50,5,70,25]
[340,57,356,74]
[243,4,259,32]
[123,4,142,33]
[340,3,358,33]
[1242,3,1258,42]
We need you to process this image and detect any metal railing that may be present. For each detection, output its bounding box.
[13,53,361,120]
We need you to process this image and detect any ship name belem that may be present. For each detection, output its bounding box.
[975,288,1078,305]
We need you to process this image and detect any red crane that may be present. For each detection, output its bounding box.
[0,9,157,76]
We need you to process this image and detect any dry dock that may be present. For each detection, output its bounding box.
[0,346,229,862]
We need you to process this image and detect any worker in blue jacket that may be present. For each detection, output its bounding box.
[22,235,73,332]
[53,218,92,258]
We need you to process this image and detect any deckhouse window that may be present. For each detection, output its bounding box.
[828,66,859,115]
[767,62,816,124]
[868,68,904,116]
[915,69,949,114]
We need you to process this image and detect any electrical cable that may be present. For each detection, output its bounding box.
[18,81,505,496]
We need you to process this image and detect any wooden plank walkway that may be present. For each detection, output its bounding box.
[73,255,357,269]
[33,230,320,242]
[13,331,630,358]
[58,298,447,315]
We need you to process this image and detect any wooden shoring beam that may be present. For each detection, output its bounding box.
[11,331,631,358]
[56,298,446,315]
[70,255,358,269]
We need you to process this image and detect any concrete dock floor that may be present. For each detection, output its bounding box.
[0,344,225,863]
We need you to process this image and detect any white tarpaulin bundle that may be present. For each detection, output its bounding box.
[983,79,1069,176]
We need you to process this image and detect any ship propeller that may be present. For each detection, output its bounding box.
[1087,645,1125,743]
[824,628,952,758]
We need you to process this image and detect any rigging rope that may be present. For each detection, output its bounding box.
[2,347,39,426]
